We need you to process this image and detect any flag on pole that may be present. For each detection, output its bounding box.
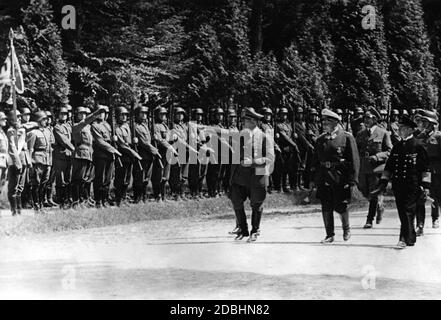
[0,39,25,102]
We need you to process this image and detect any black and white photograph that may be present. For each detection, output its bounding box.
[0,0,441,304]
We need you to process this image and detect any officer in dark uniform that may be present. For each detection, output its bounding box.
[152,106,177,202]
[373,116,431,249]
[114,106,142,206]
[273,107,299,193]
[53,106,74,209]
[133,106,160,203]
[356,107,392,228]
[206,108,226,197]
[27,111,52,212]
[71,106,106,208]
[311,109,360,243]
[415,111,441,235]
[390,109,401,145]
[91,105,122,208]
[230,107,275,242]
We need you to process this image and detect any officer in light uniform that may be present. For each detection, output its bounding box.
[356,107,392,228]
[311,109,360,243]
[229,107,275,242]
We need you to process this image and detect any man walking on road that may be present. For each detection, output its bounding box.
[311,109,360,244]
[229,107,275,242]
[372,116,431,249]
[356,107,392,228]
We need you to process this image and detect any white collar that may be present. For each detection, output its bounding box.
[403,134,413,141]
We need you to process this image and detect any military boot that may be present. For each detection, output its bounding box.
[9,196,17,216]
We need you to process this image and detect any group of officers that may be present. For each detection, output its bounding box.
[0,99,439,248]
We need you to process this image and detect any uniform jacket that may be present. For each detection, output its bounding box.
[27,127,53,165]
[7,126,32,168]
[53,122,74,160]
[383,136,431,190]
[134,121,157,160]
[154,122,172,155]
[230,126,275,187]
[276,122,298,153]
[417,130,441,174]
[72,115,96,161]
[311,127,360,188]
[0,128,8,168]
[115,122,140,163]
[356,125,392,174]
[91,120,118,160]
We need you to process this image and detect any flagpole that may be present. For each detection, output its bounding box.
[9,28,18,140]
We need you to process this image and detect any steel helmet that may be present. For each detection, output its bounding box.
[135,106,149,114]
[0,112,7,120]
[116,107,129,115]
[174,107,186,114]
[261,107,273,115]
[76,107,88,114]
[34,110,48,122]
[20,107,31,115]
[215,108,224,115]
[279,108,289,114]
[155,107,167,115]
[193,108,204,115]
[227,109,237,117]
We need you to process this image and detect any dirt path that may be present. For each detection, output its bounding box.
[1,205,441,299]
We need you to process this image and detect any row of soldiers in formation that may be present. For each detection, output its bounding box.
[0,101,438,231]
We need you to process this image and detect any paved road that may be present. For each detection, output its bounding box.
[0,205,440,299]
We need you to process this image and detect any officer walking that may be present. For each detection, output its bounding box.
[373,116,431,249]
[355,107,392,228]
[415,110,441,235]
[229,107,275,242]
[91,105,122,208]
[27,111,52,212]
[52,106,75,209]
[133,105,160,203]
[311,109,360,243]
[114,106,142,206]
[71,106,106,208]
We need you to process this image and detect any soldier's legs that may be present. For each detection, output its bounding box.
[44,165,56,206]
[7,166,24,215]
[416,201,426,228]
[132,159,144,203]
[54,159,69,207]
[272,153,283,192]
[206,163,220,197]
[395,190,417,245]
[114,163,132,205]
[93,158,105,206]
[188,163,200,196]
[230,183,249,235]
[21,168,32,208]
[321,201,335,238]
[169,163,182,198]
[249,183,267,234]
[430,174,441,225]
[71,159,88,206]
